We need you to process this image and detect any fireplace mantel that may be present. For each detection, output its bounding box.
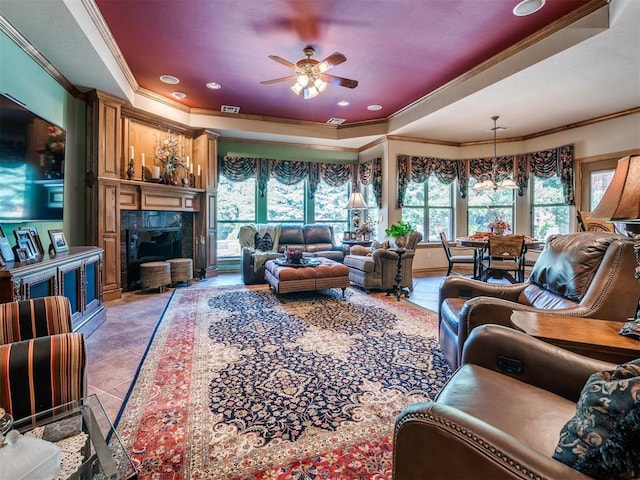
[119,180,204,212]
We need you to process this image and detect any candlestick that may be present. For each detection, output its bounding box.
[141,153,145,166]
[130,146,134,159]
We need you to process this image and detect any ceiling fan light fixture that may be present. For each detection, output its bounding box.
[304,85,320,100]
[296,74,309,87]
[314,78,327,92]
[291,83,303,95]
[513,0,546,16]
[317,60,330,73]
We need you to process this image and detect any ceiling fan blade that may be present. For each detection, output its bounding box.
[268,55,297,70]
[318,52,346,71]
[261,75,297,85]
[322,74,358,89]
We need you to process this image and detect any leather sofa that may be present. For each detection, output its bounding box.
[344,231,422,292]
[439,232,640,370]
[240,223,346,284]
[394,324,612,479]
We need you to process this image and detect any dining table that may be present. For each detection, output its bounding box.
[456,234,544,280]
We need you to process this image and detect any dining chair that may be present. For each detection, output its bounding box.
[479,235,526,283]
[439,232,476,277]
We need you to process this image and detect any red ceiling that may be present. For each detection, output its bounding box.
[95,0,592,125]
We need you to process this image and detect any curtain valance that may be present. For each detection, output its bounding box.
[397,144,574,207]
[219,156,354,197]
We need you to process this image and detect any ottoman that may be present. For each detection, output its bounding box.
[265,257,350,298]
[167,258,193,286]
[140,261,171,293]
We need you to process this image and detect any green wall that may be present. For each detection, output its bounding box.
[218,140,358,164]
[0,29,86,248]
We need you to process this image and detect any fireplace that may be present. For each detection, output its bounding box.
[120,211,194,291]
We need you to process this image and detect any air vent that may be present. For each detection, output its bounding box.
[327,118,346,125]
[221,105,240,114]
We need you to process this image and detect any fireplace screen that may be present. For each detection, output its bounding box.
[126,228,182,290]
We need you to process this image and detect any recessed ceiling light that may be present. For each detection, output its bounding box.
[171,91,186,99]
[513,0,545,16]
[206,82,222,90]
[160,75,180,84]
[337,100,350,107]
[367,104,382,111]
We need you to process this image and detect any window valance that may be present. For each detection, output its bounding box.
[219,156,353,197]
[397,144,574,207]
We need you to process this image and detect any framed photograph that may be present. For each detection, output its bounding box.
[25,226,44,255]
[14,228,38,259]
[48,229,69,253]
[14,246,29,262]
[0,237,13,262]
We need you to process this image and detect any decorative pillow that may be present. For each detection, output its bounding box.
[254,232,273,252]
[553,358,640,479]
[370,240,389,252]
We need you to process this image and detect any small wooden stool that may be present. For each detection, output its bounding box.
[167,258,193,286]
[140,261,171,293]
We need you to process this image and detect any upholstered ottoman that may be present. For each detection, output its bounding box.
[167,258,193,286]
[265,257,350,297]
[140,261,171,293]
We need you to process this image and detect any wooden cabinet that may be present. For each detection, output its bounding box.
[0,247,105,335]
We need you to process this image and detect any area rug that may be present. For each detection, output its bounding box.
[115,285,451,479]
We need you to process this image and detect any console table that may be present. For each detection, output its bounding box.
[511,311,640,364]
[0,246,105,335]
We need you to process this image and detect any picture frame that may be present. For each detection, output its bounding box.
[25,226,44,255]
[14,228,38,259]
[14,246,29,262]
[0,237,13,262]
[48,229,69,253]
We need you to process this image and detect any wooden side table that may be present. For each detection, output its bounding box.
[511,311,640,364]
[386,248,413,301]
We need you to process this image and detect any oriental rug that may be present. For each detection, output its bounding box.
[115,285,451,479]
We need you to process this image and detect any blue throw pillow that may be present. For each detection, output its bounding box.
[254,232,273,251]
[553,358,640,479]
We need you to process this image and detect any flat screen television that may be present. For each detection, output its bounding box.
[0,92,65,222]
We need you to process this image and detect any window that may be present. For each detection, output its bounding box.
[314,182,349,242]
[590,170,615,210]
[267,178,305,223]
[467,180,514,234]
[402,176,454,241]
[531,176,570,240]
[217,175,256,257]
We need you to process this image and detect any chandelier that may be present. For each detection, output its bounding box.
[472,115,518,191]
[290,47,329,99]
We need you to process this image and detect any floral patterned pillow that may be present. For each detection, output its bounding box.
[553,359,640,479]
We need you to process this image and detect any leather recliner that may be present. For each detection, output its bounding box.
[344,231,423,292]
[439,232,640,370]
[394,324,612,479]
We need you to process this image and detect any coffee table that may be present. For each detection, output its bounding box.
[265,257,350,297]
[511,311,640,364]
[13,394,137,479]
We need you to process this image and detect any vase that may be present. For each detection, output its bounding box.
[394,235,407,249]
[492,227,505,235]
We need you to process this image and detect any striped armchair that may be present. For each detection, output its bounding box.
[0,296,86,420]
[0,295,72,344]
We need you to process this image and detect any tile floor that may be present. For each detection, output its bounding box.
[87,272,448,421]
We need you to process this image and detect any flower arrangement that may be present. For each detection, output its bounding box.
[154,132,186,178]
[488,213,511,234]
[356,217,377,236]
[46,126,65,154]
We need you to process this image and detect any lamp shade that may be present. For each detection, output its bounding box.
[590,156,640,221]
[346,191,368,210]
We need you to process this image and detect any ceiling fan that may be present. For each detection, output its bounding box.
[261,46,358,99]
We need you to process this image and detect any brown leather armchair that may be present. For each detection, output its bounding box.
[439,232,640,370]
[344,231,422,292]
[394,324,611,479]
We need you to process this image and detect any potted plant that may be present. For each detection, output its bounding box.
[385,220,414,249]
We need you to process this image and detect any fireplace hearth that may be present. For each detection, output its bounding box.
[120,211,194,291]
